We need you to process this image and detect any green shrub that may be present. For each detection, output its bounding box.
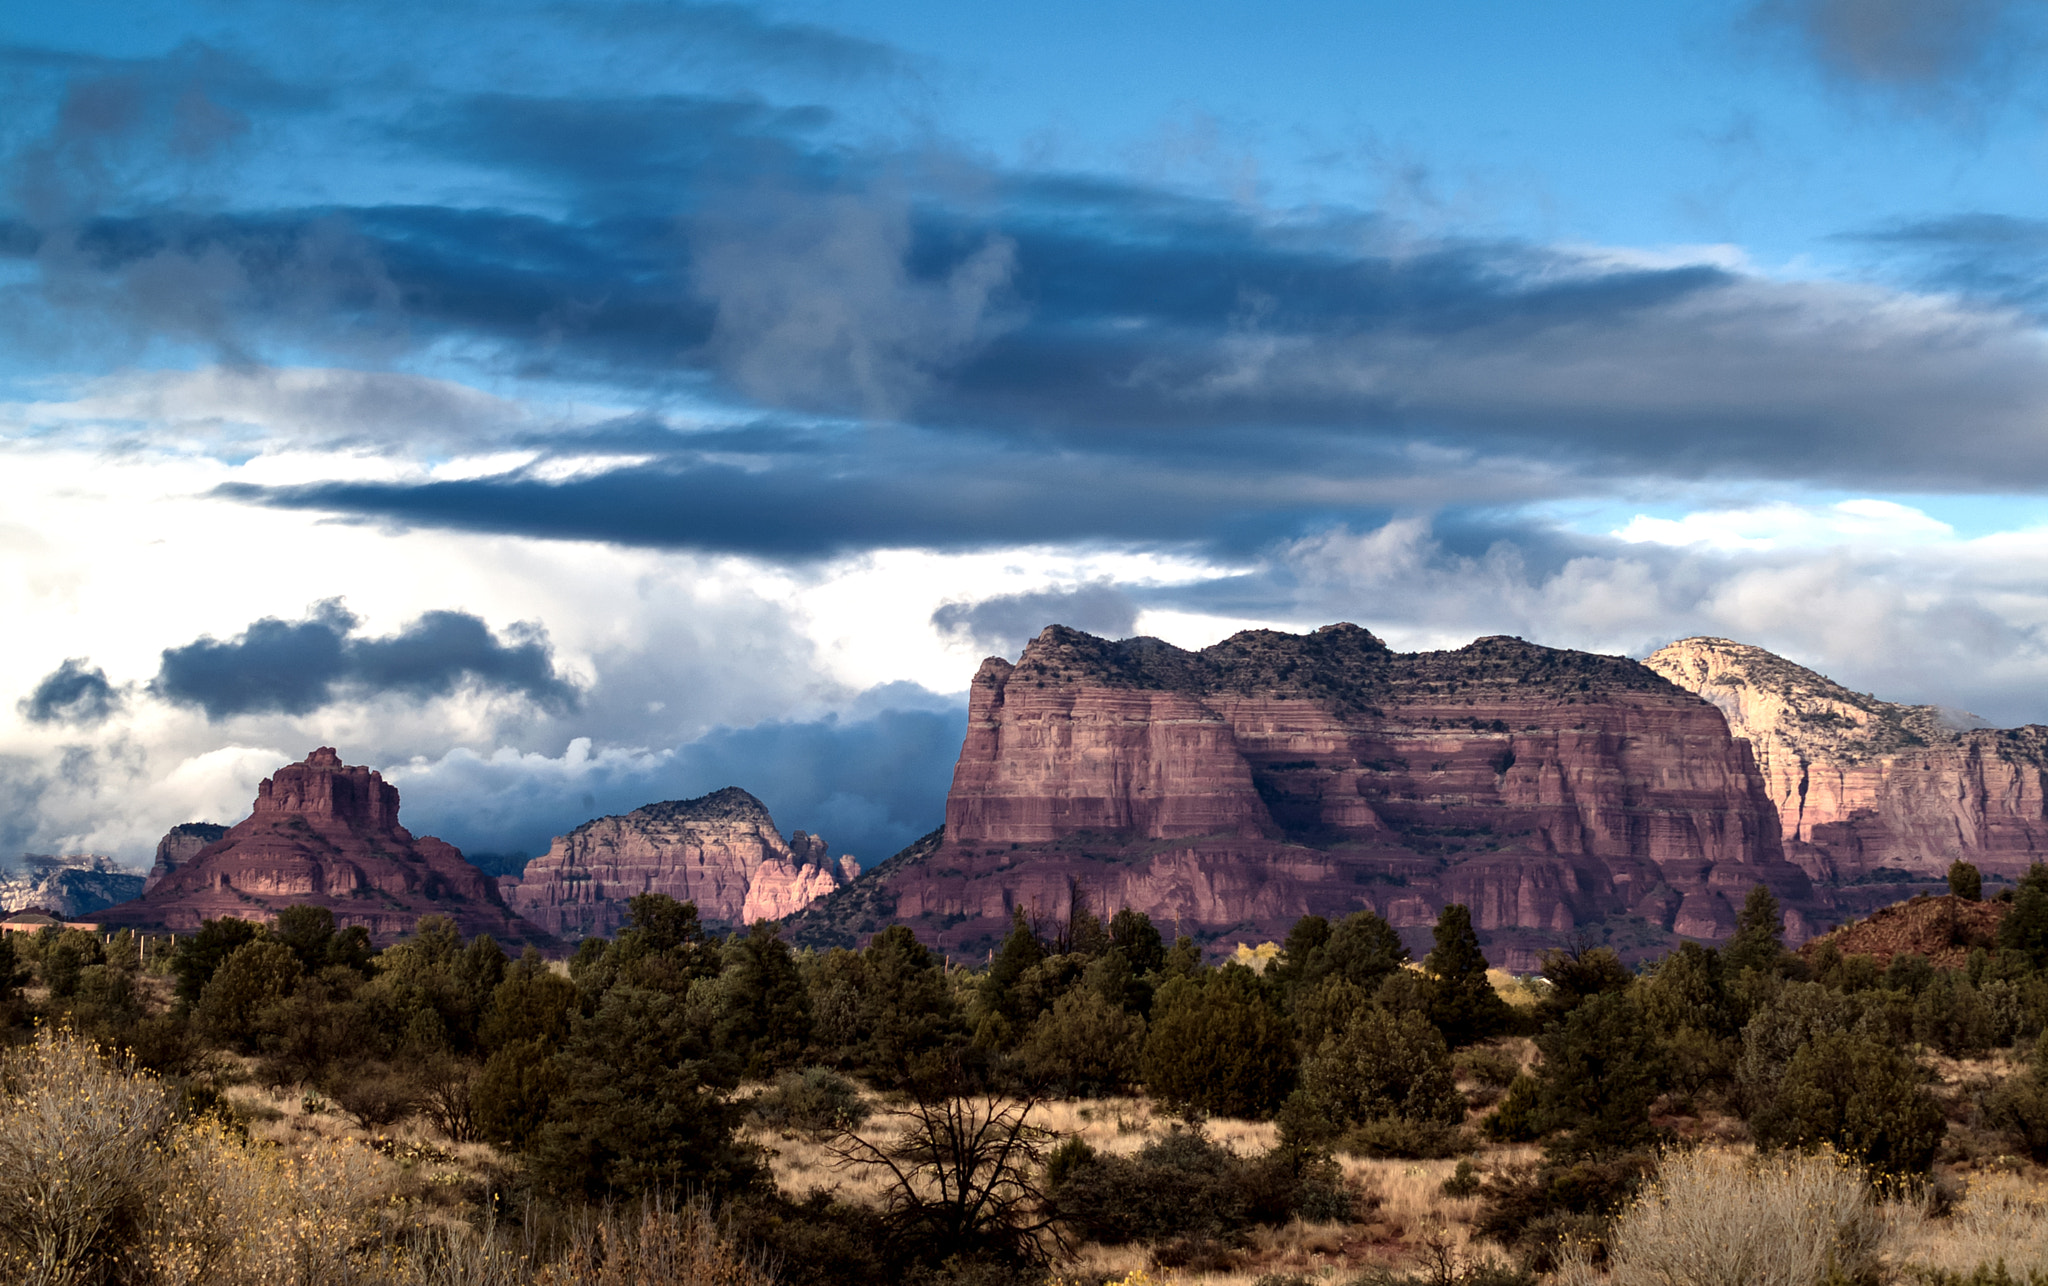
[1049,1128,1253,1245]
[170,917,264,1005]
[1952,861,1986,902]
[1454,1045,1521,1090]
[747,1066,870,1134]
[1997,865,2048,971]
[1481,1074,1541,1143]
[1751,1028,1945,1178]
[37,930,105,1000]
[1143,967,1295,1119]
[1337,1115,1470,1159]
[1534,944,1633,1028]
[1735,981,1852,1117]
[1473,1154,1649,1271]
[1723,885,1789,977]
[1916,971,1996,1057]
[1296,1007,1464,1133]
[1019,987,1144,1096]
[1534,990,1662,1156]
[1888,952,1938,995]
[193,940,302,1052]
[1442,1158,1482,1197]
[1049,1126,1352,1247]
[1983,1041,2048,1162]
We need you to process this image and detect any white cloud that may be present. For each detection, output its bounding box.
[1613,498,1955,550]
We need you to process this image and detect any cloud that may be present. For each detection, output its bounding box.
[1612,498,1954,550]
[694,189,1017,417]
[18,659,120,725]
[394,697,968,868]
[152,600,578,719]
[1748,0,2041,103]
[932,581,1141,657]
[547,2,905,82]
[1228,512,2048,725]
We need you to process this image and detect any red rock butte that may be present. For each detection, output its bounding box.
[788,623,1916,971]
[99,748,553,947]
[505,787,859,939]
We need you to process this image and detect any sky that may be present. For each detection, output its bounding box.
[10,0,2048,872]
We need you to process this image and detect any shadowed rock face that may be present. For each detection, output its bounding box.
[1647,638,2048,884]
[145,823,228,893]
[790,624,1820,970]
[505,787,858,939]
[98,749,552,947]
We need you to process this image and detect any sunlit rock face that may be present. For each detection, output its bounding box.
[1647,637,2048,884]
[791,624,1821,971]
[506,787,857,939]
[99,748,552,947]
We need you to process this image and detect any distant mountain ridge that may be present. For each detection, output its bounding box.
[0,855,144,919]
[504,786,858,939]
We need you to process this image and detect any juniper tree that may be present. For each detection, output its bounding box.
[1424,904,1510,1047]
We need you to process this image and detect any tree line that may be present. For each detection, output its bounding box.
[2,857,2046,1284]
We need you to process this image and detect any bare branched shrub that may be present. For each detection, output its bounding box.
[826,1067,1059,1268]
[1554,1147,1881,1286]
[0,1027,174,1286]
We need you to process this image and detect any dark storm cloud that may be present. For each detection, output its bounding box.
[932,583,1142,658]
[18,659,121,726]
[398,701,967,870]
[152,600,578,719]
[23,56,2048,551]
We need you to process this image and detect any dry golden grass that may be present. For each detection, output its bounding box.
[1886,1170,2048,1280]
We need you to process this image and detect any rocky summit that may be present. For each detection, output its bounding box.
[503,787,859,938]
[788,623,1820,970]
[98,749,551,947]
[145,822,228,892]
[1647,637,2048,884]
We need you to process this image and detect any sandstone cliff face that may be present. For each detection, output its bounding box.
[146,823,228,892]
[98,749,551,946]
[791,624,1816,969]
[1646,638,2048,882]
[505,788,856,939]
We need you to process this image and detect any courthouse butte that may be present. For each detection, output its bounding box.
[790,624,2048,970]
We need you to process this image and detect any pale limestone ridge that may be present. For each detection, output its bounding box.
[1645,637,2048,879]
[1645,637,1960,761]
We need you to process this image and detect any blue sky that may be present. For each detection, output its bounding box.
[10,0,2048,868]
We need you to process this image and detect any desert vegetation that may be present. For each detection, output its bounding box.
[3,865,2048,1284]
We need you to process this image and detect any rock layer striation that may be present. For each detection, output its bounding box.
[790,624,1818,969]
[98,749,550,946]
[505,788,858,939]
[1646,638,2048,882]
